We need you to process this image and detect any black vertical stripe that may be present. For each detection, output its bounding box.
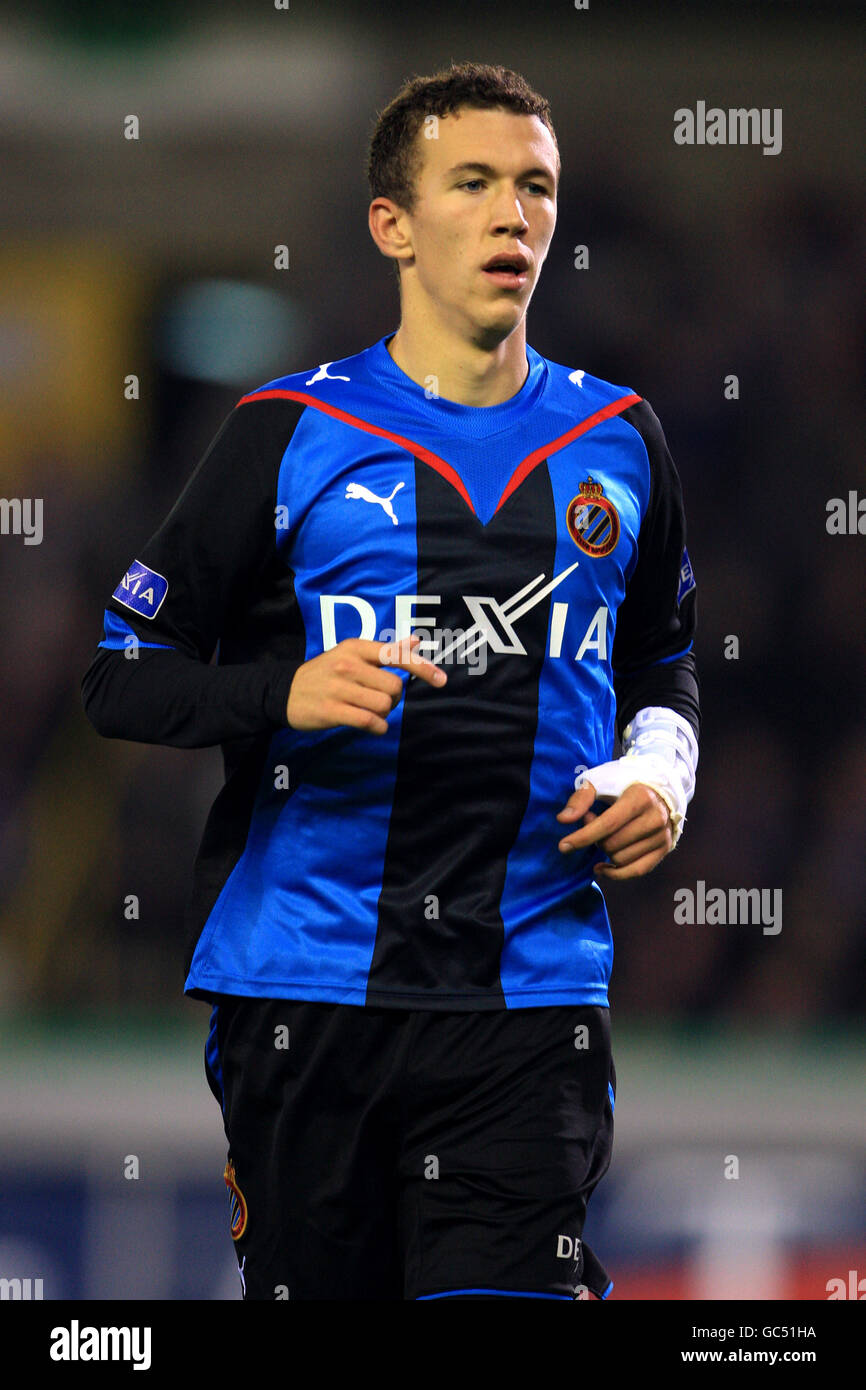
[366,460,558,1007]
[586,509,611,546]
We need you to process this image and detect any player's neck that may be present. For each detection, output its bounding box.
[386,318,529,408]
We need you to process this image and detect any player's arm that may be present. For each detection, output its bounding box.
[82,398,312,749]
[557,398,699,876]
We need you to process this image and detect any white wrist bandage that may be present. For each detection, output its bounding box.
[576,706,698,848]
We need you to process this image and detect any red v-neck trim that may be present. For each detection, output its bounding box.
[237,388,641,518]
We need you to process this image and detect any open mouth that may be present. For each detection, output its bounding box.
[482,265,528,289]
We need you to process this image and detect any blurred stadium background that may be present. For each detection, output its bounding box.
[1,0,864,1300]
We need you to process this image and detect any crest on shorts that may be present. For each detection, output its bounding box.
[224,1159,248,1241]
[566,478,620,558]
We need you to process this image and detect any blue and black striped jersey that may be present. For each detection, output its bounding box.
[82,332,699,1010]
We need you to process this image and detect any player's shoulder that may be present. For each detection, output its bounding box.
[536,348,671,445]
[535,347,641,413]
[238,341,374,402]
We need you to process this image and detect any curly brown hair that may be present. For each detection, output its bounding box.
[366,62,559,285]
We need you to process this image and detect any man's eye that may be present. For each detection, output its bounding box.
[460,180,549,195]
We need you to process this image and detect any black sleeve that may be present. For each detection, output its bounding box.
[80,646,299,749]
[81,399,306,749]
[612,398,700,742]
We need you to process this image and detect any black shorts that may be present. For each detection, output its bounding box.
[204,998,616,1301]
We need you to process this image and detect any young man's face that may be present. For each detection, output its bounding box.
[392,106,558,346]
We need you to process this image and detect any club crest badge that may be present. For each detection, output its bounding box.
[224,1159,248,1241]
[566,478,620,558]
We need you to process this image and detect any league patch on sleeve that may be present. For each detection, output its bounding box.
[677,548,696,606]
[112,560,169,619]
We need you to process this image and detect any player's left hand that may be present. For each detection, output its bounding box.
[556,781,673,879]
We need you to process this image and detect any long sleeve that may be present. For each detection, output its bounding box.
[612,398,700,741]
[81,645,300,748]
[81,397,307,749]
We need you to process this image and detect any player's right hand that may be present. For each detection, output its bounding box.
[286,633,447,734]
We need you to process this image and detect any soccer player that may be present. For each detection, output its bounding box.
[82,61,699,1301]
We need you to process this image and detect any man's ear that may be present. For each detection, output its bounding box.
[368,197,414,271]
